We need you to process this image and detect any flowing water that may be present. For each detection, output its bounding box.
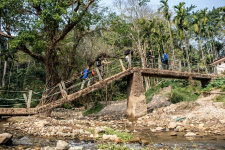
[0,119,225,150]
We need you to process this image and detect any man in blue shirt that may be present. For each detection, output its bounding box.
[162,52,169,70]
[81,66,92,89]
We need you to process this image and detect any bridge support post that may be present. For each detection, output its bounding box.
[127,70,147,118]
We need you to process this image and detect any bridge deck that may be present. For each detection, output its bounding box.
[0,68,217,116]
[0,108,36,116]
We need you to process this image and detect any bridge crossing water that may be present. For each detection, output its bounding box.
[0,56,218,117]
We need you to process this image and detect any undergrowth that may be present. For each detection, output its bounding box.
[204,77,225,92]
[103,128,133,141]
[146,79,202,104]
[83,102,103,116]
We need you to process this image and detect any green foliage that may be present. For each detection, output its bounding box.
[146,79,201,104]
[204,77,225,91]
[215,95,225,103]
[170,87,199,104]
[83,102,103,116]
[103,128,133,141]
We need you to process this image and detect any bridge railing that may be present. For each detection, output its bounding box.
[131,56,216,75]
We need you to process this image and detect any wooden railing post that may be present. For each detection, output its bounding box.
[128,53,131,69]
[27,90,32,108]
[59,82,67,98]
[197,63,200,73]
[119,59,126,71]
[95,67,102,81]
[179,61,182,72]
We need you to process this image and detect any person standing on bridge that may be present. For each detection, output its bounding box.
[96,58,105,79]
[147,49,154,68]
[162,52,169,70]
[81,66,92,89]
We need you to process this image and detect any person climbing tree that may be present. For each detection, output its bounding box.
[81,66,93,89]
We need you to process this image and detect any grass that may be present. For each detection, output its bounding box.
[83,102,103,116]
[103,128,133,141]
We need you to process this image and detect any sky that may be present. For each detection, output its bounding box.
[100,0,225,11]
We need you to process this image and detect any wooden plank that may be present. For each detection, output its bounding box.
[95,68,102,80]
[27,90,32,108]
[119,59,126,71]
[128,53,131,69]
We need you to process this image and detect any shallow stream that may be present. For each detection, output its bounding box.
[0,119,225,150]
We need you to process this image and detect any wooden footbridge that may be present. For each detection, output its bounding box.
[0,57,218,118]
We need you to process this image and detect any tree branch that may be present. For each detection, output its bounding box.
[0,30,13,39]
[18,45,45,63]
[52,0,95,48]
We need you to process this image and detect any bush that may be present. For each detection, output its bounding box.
[204,77,225,91]
[170,87,199,104]
[83,102,103,116]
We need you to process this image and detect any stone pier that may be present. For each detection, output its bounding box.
[127,70,147,118]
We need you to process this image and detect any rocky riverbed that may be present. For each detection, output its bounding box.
[1,90,225,149]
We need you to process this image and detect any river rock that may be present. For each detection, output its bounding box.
[0,133,13,144]
[69,146,84,150]
[155,127,164,131]
[141,140,149,146]
[102,134,118,141]
[95,127,105,134]
[56,140,69,150]
[168,122,177,129]
[170,132,177,136]
[129,137,141,143]
[41,146,56,150]
[184,132,197,137]
[219,119,225,124]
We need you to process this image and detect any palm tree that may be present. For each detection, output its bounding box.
[158,0,175,69]
[192,12,208,70]
[173,2,195,72]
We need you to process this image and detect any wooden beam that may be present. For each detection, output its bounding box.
[27,90,32,108]
[59,83,67,98]
[119,59,126,71]
[23,93,28,107]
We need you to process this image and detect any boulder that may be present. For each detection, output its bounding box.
[129,137,141,143]
[0,133,13,145]
[168,122,177,129]
[95,127,105,134]
[56,140,69,150]
[170,132,177,136]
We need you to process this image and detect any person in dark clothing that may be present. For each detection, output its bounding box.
[147,50,153,68]
[96,58,105,79]
[81,66,92,89]
[162,52,169,70]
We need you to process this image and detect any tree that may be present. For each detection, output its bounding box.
[158,0,175,69]
[0,0,103,104]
